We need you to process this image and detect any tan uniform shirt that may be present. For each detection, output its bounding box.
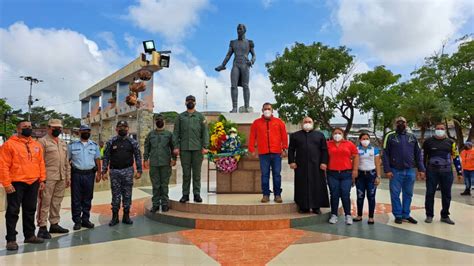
[38,134,71,182]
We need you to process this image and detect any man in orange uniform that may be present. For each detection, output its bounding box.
[0,120,46,251]
[461,141,474,196]
[249,102,288,203]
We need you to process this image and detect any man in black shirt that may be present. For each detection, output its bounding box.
[102,120,143,226]
[422,122,462,225]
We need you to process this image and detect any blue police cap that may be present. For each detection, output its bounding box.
[79,124,91,131]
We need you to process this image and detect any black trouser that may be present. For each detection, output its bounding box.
[425,169,453,218]
[71,170,95,224]
[5,181,40,242]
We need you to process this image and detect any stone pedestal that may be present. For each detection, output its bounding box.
[216,156,262,193]
[216,112,262,194]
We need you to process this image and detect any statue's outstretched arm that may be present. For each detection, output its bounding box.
[215,45,233,71]
[221,46,234,67]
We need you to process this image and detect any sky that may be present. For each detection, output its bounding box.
[0,0,473,123]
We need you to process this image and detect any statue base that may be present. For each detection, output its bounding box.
[238,106,254,113]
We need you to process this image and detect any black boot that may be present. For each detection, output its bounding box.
[194,194,203,203]
[49,224,69,234]
[461,189,471,196]
[37,226,51,239]
[122,210,133,225]
[179,195,189,203]
[109,210,119,226]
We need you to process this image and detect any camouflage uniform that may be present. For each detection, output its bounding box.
[102,135,142,212]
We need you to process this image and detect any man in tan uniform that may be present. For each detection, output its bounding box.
[37,119,71,239]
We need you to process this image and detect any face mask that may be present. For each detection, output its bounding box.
[303,123,313,131]
[156,120,164,129]
[361,140,370,147]
[52,129,62,137]
[21,128,32,137]
[80,132,90,140]
[118,129,128,137]
[396,124,406,133]
[186,102,195,110]
[230,133,237,138]
[333,133,343,142]
[435,130,445,137]
[263,110,272,118]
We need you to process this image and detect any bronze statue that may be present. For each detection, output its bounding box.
[216,24,256,113]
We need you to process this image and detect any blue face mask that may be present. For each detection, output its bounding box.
[435,130,445,137]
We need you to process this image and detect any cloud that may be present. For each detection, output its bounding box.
[262,0,275,9]
[153,55,275,113]
[0,22,120,116]
[336,0,474,65]
[126,0,210,42]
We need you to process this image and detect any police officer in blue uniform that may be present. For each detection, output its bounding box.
[102,120,142,226]
[68,125,102,230]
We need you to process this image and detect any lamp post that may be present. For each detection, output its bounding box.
[20,76,43,120]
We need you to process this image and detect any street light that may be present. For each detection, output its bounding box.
[142,40,156,54]
[20,76,43,120]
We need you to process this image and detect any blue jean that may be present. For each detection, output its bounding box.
[259,153,282,196]
[356,170,377,218]
[389,168,416,219]
[464,170,474,190]
[425,170,453,218]
[327,171,352,216]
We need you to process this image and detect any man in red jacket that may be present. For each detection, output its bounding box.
[249,103,288,203]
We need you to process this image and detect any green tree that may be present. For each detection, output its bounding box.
[266,42,354,133]
[0,98,22,137]
[400,79,452,142]
[413,38,474,147]
[346,66,402,140]
[25,106,80,128]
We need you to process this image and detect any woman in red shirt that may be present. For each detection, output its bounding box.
[326,128,359,225]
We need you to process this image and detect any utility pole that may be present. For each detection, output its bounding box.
[203,80,208,111]
[20,76,43,120]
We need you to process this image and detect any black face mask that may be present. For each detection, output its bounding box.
[52,129,62,137]
[80,132,91,140]
[396,124,406,133]
[156,120,164,129]
[186,102,195,110]
[118,129,128,137]
[21,128,33,137]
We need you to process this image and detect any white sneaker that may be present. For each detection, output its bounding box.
[329,214,338,224]
[345,215,353,225]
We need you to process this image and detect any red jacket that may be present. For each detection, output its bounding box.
[248,116,288,154]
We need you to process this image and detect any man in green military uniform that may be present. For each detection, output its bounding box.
[144,114,177,213]
[173,95,209,203]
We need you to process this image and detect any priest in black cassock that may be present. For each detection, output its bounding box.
[288,117,330,214]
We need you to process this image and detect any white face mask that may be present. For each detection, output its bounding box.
[435,130,445,137]
[229,133,237,138]
[263,110,272,118]
[361,140,370,147]
[303,123,313,131]
[333,133,343,142]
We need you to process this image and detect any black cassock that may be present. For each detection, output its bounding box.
[288,130,329,210]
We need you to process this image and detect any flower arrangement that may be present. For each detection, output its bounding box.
[208,116,247,173]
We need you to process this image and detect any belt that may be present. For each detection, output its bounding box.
[110,165,133,170]
[359,169,376,175]
[327,169,352,174]
[72,168,95,174]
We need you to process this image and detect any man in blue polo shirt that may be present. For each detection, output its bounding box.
[68,125,102,230]
[383,116,425,224]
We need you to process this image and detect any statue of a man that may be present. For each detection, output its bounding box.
[215,24,256,113]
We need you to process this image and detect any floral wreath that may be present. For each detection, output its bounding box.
[208,117,247,173]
